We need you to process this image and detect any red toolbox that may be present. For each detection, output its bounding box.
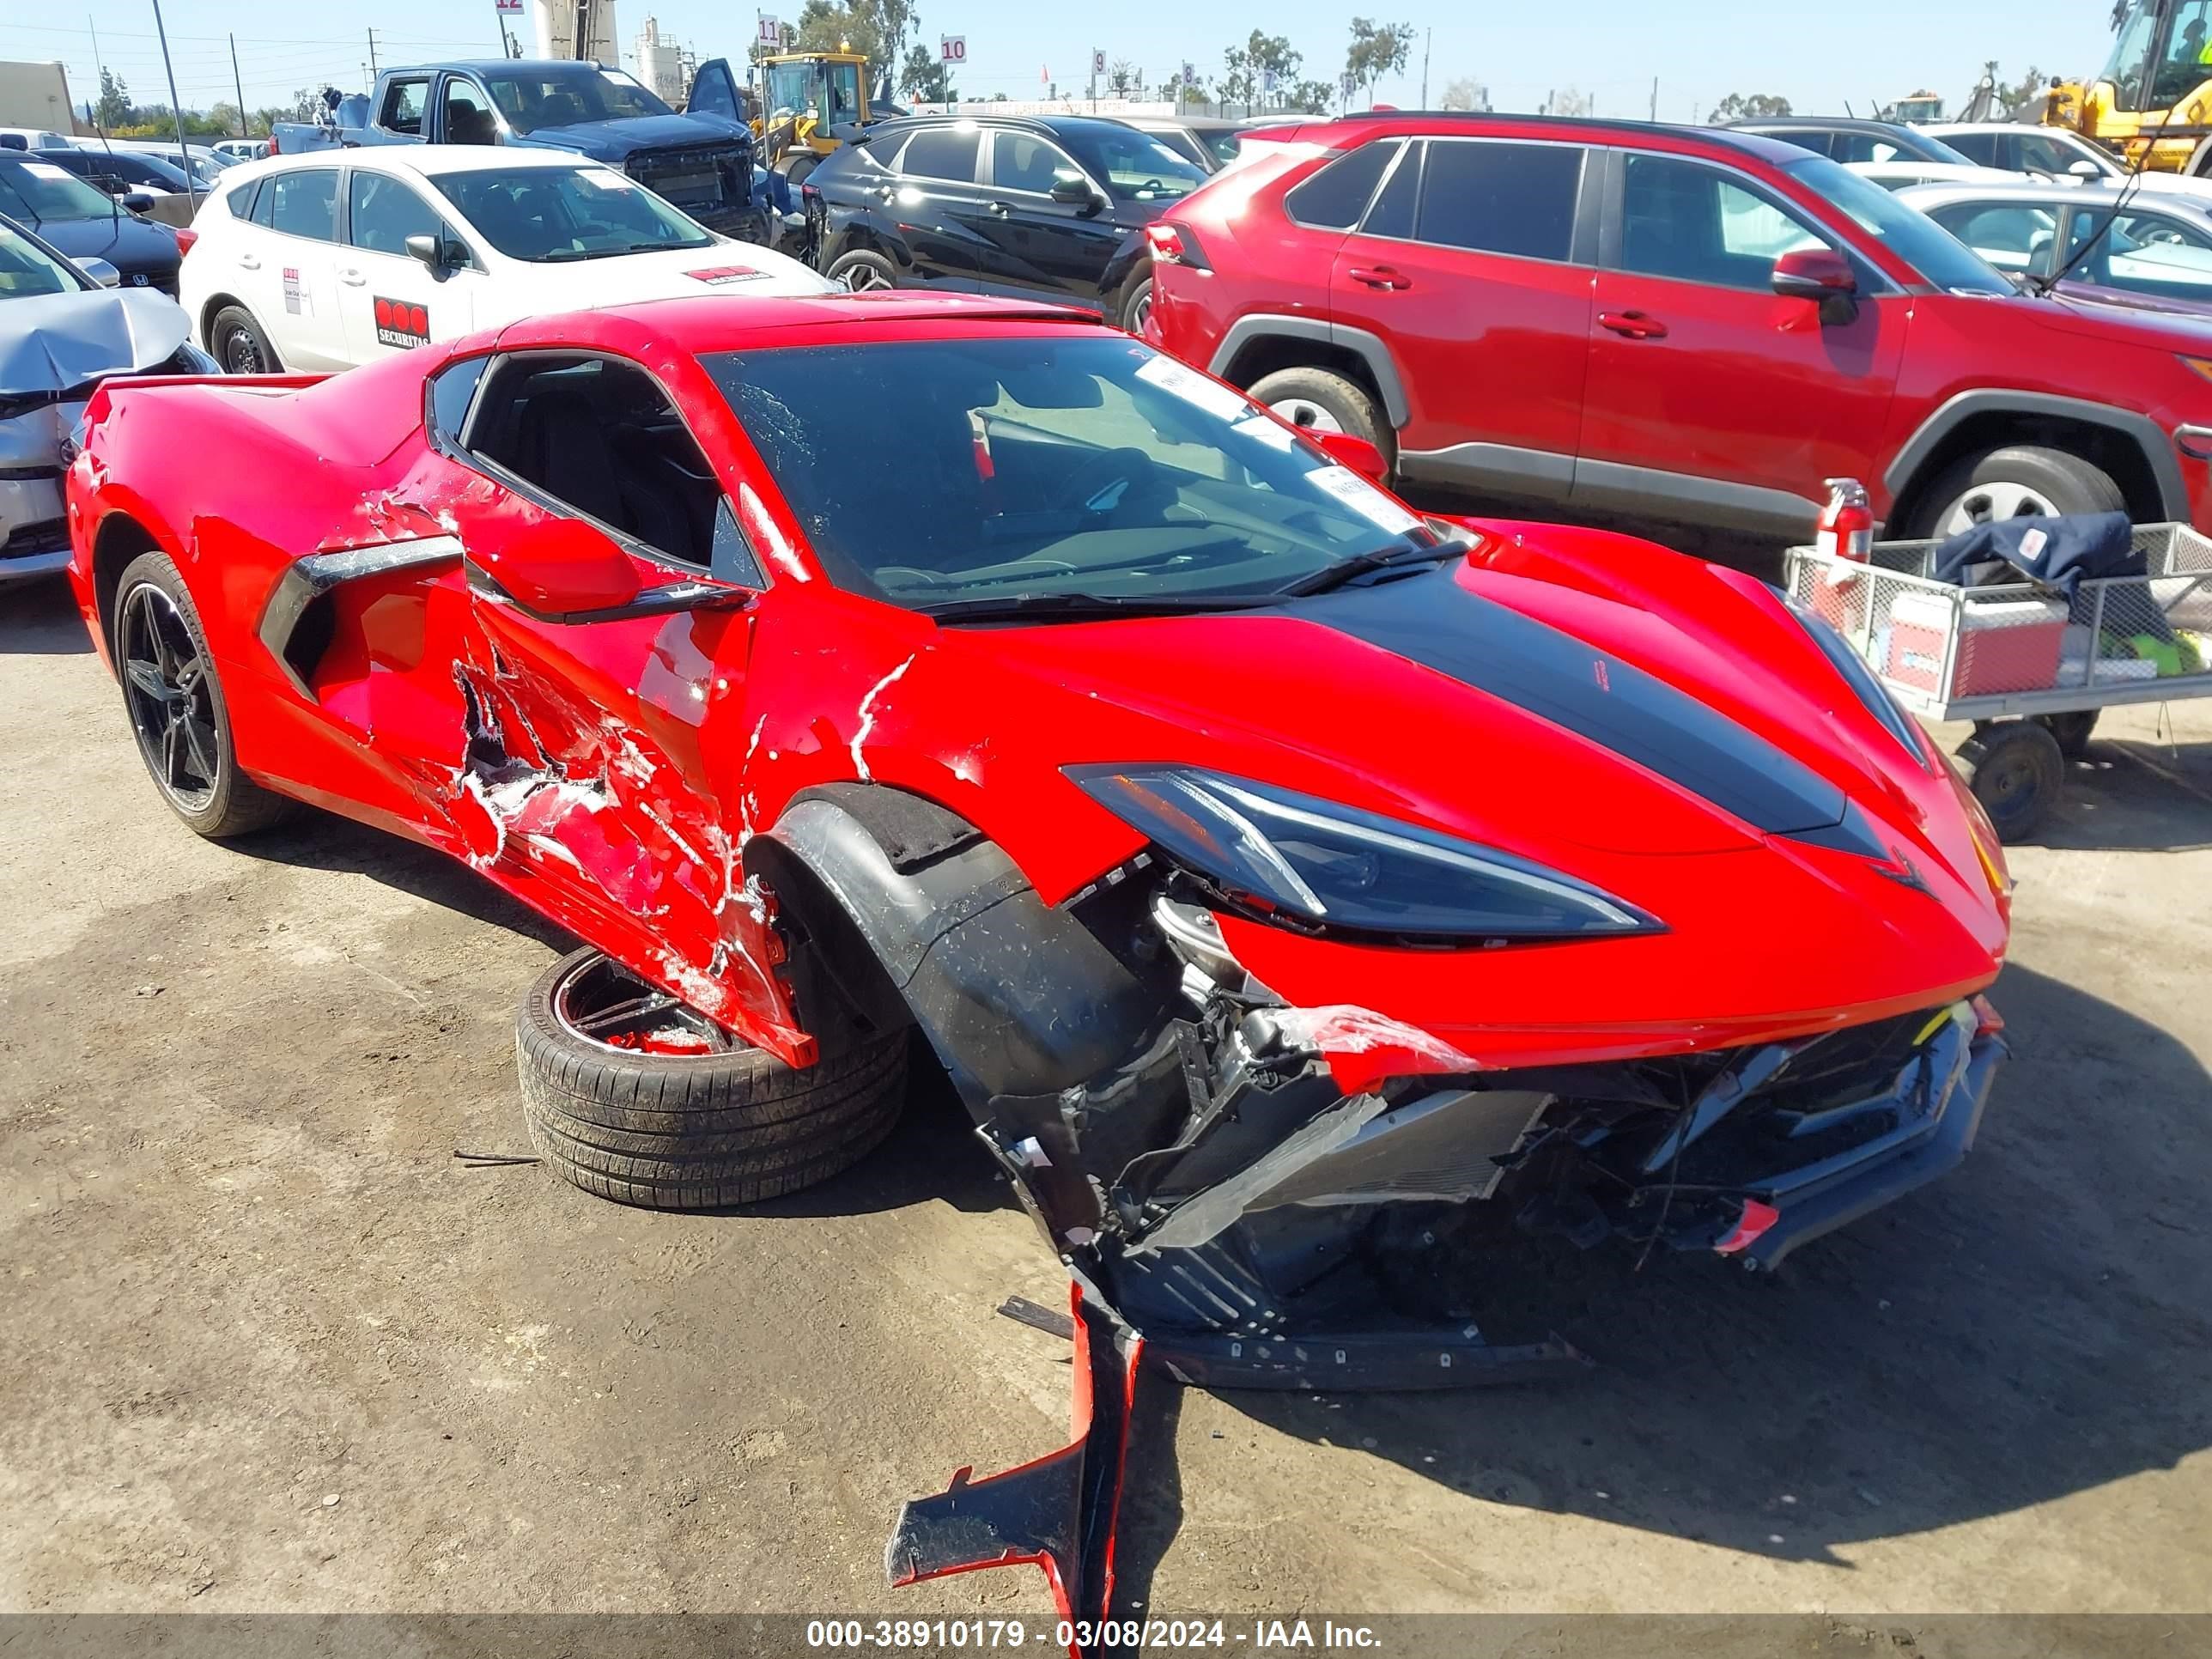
[1886,592,2068,698]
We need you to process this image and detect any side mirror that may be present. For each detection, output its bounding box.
[120,191,156,213]
[1312,430,1389,483]
[470,514,644,619]
[1049,171,1098,207]
[2069,158,2104,179]
[405,233,463,271]
[1772,246,1857,301]
[76,256,121,288]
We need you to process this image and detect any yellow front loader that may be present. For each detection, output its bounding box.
[754,50,872,183]
[2046,0,2212,174]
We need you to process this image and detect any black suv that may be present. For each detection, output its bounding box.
[803,113,1209,329]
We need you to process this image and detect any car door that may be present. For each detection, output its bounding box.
[685,58,744,125]
[374,74,434,144]
[2065,202,2212,301]
[1576,149,1908,532]
[419,346,773,1006]
[336,167,478,363]
[970,128,1127,310]
[882,124,990,289]
[254,166,350,369]
[1328,136,1598,501]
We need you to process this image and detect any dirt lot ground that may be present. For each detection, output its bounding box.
[3,570,2209,1638]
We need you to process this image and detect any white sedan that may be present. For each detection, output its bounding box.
[179,146,834,374]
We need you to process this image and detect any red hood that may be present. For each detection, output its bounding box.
[770,526,2008,1066]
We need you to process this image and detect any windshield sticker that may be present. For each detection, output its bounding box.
[575,170,638,190]
[687,264,768,284]
[1135,354,1250,423]
[24,162,70,181]
[1308,464,1423,535]
[374,296,430,349]
[282,266,309,316]
[1231,412,1297,452]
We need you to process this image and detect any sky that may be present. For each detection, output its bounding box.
[3,0,2118,127]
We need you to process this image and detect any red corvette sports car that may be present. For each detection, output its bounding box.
[66,293,2010,1622]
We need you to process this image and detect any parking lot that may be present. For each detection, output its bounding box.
[3,569,2208,1626]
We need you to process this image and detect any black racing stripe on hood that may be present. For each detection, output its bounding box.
[1270,563,1846,836]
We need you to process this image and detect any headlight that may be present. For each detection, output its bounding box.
[1781,592,1933,772]
[1066,766,1660,940]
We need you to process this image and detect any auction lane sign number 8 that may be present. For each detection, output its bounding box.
[940,35,966,64]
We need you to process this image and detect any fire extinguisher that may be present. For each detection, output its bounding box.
[1812,477,1874,649]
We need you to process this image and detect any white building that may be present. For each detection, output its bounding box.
[634,16,687,106]
[533,0,620,64]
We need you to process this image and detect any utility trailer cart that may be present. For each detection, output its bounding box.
[1784,523,2212,838]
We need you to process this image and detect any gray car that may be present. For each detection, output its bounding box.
[1,213,212,585]
[1899,177,2212,310]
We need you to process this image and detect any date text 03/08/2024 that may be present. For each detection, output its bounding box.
[805,1619,1384,1650]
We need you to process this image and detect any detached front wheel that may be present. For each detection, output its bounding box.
[516,948,909,1211]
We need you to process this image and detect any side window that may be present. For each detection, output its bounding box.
[1942,130,2001,167]
[381,77,431,137]
[250,177,278,228]
[268,169,341,241]
[992,131,1081,194]
[349,172,454,257]
[462,355,759,580]
[2018,132,2087,175]
[428,355,491,448]
[1926,203,2057,274]
[1414,140,1583,261]
[1618,154,1825,289]
[442,79,497,145]
[689,64,739,121]
[225,178,260,219]
[1361,141,1420,238]
[1285,140,1398,229]
[898,126,981,184]
[2072,207,2212,297]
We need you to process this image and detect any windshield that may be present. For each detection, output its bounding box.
[483,66,674,135]
[707,334,1444,612]
[430,164,712,261]
[1061,125,1210,203]
[0,157,121,222]
[0,221,84,298]
[1782,154,2014,295]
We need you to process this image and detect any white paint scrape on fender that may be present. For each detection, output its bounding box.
[1267,1005,1483,1072]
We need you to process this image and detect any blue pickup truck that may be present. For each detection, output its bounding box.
[270,58,769,240]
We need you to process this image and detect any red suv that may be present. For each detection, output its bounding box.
[1144,112,2212,539]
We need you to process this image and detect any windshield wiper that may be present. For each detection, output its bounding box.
[918,591,1275,625]
[1275,538,1465,599]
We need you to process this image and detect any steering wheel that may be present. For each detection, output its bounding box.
[1060,447,1150,515]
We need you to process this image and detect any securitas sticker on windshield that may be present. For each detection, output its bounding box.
[686,265,768,285]
[374,297,430,349]
[1135,354,1250,423]
[1309,464,1424,536]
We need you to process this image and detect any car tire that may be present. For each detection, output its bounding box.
[111,550,297,839]
[827,249,897,293]
[208,304,283,375]
[1120,274,1154,334]
[515,947,910,1211]
[1246,366,1396,471]
[1906,444,2125,539]
[1954,720,2065,842]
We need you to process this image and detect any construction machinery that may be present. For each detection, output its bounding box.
[754,49,872,182]
[2046,0,2212,174]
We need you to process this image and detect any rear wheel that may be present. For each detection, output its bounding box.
[1906,444,2125,539]
[112,550,295,838]
[2038,709,2100,759]
[827,249,897,293]
[516,948,910,1211]
[1246,366,1395,471]
[208,304,281,375]
[1120,274,1154,334]
[1954,720,2065,842]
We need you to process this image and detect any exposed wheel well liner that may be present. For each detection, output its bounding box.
[756,785,1172,1110]
[1886,392,2183,529]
